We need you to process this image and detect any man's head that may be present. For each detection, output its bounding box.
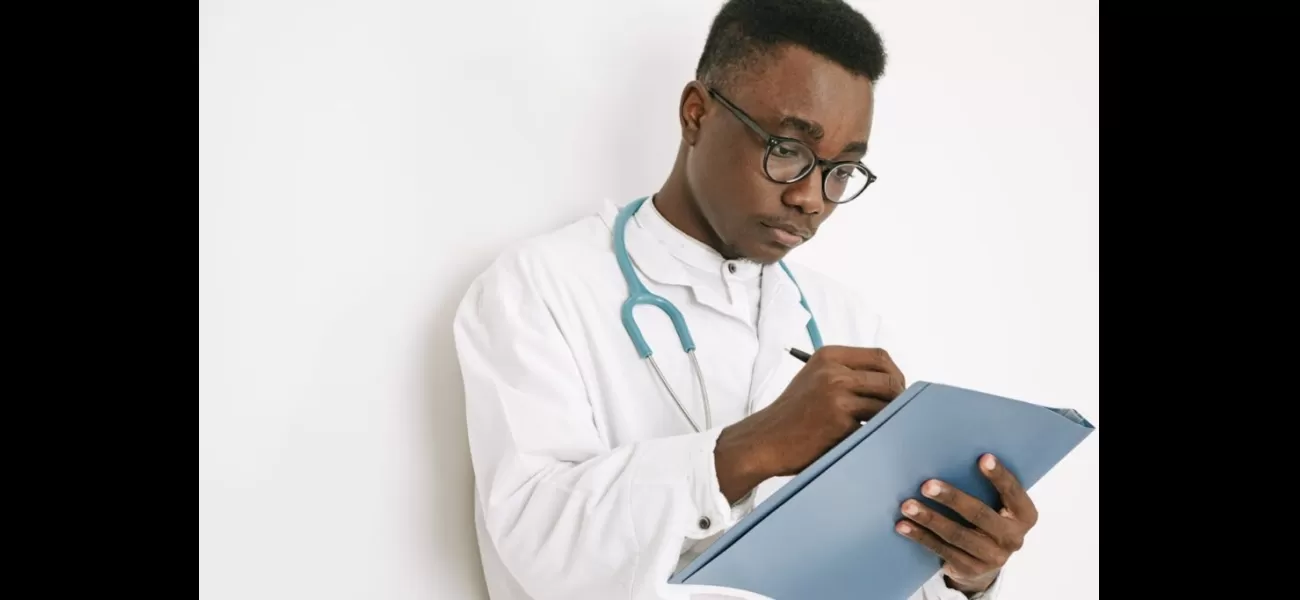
[676,0,887,263]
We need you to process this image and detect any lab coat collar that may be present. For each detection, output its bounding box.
[598,198,692,289]
[634,198,763,281]
[598,197,817,402]
[597,198,738,317]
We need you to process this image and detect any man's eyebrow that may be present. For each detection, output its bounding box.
[778,115,868,157]
[840,141,868,156]
[778,116,824,140]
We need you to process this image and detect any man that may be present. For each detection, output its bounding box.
[452,1,1039,598]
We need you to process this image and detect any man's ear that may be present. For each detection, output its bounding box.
[679,81,709,146]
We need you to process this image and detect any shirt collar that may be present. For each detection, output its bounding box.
[635,196,763,281]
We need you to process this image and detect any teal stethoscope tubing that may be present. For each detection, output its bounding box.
[612,196,825,432]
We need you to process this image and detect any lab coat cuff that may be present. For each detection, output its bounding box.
[625,427,740,542]
[975,569,1005,599]
[685,427,737,540]
[947,568,1005,600]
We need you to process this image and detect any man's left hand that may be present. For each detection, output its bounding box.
[895,453,1039,594]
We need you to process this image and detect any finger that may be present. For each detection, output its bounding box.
[920,480,1019,546]
[831,365,905,401]
[895,519,985,576]
[901,499,1010,567]
[834,392,888,423]
[980,454,1038,528]
[815,346,904,381]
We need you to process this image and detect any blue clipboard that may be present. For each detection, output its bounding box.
[669,381,1096,600]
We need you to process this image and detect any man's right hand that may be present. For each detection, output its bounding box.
[713,345,907,504]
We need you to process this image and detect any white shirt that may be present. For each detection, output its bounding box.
[452,197,1003,600]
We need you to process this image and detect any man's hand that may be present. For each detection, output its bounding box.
[714,345,905,503]
[895,454,1039,595]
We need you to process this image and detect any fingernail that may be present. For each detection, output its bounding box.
[923,481,942,497]
[982,455,997,471]
[903,501,920,516]
[896,522,912,534]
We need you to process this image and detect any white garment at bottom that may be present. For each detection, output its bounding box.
[453,197,1004,600]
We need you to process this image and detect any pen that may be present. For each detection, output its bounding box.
[785,347,813,363]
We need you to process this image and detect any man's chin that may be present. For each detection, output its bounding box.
[738,240,794,265]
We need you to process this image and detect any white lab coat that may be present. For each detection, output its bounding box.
[453,198,1004,600]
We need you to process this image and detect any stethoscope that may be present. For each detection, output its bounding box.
[613,196,824,433]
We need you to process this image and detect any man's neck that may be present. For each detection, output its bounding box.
[653,168,735,259]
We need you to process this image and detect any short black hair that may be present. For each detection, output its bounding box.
[695,0,888,91]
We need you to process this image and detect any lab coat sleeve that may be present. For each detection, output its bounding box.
[453,252,738,600]
[910,570,1005,599]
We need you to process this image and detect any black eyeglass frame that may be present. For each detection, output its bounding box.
[707,86,877,204]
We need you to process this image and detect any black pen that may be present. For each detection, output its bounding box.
[785,347,813,363]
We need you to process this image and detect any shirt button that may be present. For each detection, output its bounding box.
[726,263,737,274]
[698,516,712,530]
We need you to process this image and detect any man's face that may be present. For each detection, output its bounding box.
[683,45,876,264]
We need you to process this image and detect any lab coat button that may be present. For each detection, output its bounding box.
[726,263,737,274]
[697,516,711,530]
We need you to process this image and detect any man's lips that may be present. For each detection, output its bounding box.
[762,222,811,246]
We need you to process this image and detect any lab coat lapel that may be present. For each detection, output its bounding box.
[748,262,816,408]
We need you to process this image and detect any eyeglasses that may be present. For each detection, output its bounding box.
[708,87,876,204]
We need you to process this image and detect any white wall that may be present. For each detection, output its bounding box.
[199,0,1098,598]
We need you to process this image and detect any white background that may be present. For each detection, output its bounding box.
[199,0,1098,598]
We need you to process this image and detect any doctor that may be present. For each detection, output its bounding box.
[452,1,1040,598]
